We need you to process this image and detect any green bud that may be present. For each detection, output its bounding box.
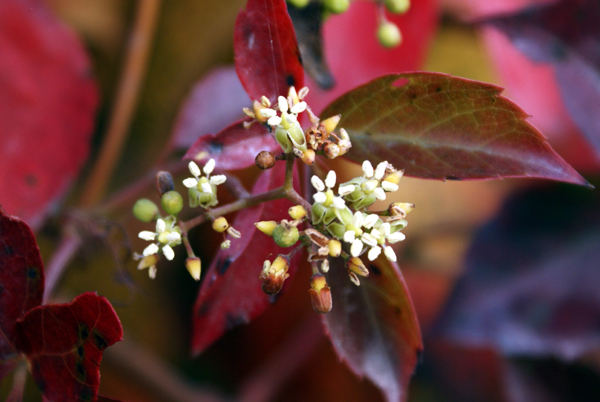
[288,0,310,8]
[161,191,183,215]
[133,198,159,222]
[385,0,410,14]
[272,223,299,248]
[323,0,349,14]
[377,21,402,48]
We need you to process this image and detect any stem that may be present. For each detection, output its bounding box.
[80,0,162,207]
[6,365,27,402]
[179,187,285,232]
[182,233,195,258]
[283,154,312,213]
[43,232,82,304]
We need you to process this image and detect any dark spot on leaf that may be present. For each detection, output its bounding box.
[3,245,14,256]
[79,324,89,340]
[395,306,402,317]
[76,362,85,379]
[93,330,109,350]
[435,87,442,93]
[80,387,93,402]
[445,176,461,181]
[286,74,296,87]
[217,256,233,275]
[25,174,37,187]
[197,300,211,316]
[27,267,38,279]
[369,264,381,276]
[225,313,248,330]
[209,141,224,154]
[77,345,84,358]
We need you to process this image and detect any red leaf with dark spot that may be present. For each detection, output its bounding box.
[170,67,250,150]
[322,256,423,402]
[191,162,301,355]
[0,0,98,228]
[184,118,279,171]
[0,207,44,379]
[322,73,589,185]
[234,0,304,102]
[14,292,123,402]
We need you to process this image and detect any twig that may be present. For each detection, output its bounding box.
[43,232,82,304]
[80,0,162,207]
[105,340,230,402]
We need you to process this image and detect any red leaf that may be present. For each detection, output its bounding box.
[14,292,123,402]
[322,256,423,402]
[170,66,250,150]
[234,0,304,102]
[191,162,301,355]
[184,118,279,171]
[306,0,438,114]
[0,0,98,228]
[0,207,44,378]
[322,73,589,185]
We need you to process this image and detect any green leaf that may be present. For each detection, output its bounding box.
[322,73,589,186]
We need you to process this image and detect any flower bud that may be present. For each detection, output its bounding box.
[155,171,175,196]
[298,149,315,165]
[347,257,369,277]
[212,217,229,233]
[255,151,276,170]
[320,114,341,134]
[328,239,342,257]
[384,170,404,185]
[323,0,349,14]
[186,257,202,281]
[255,220,278,236]
[309,273,332,313]
[388,202,415,217]
[260,255,290,295]
[288,205,307,220]
[272,222,300,248]
[253,100,269,123]
[377,21,402,48]
[385,0,410,14]
[161,191,183,216]
[137,253,159,270]
[133,198,159,222]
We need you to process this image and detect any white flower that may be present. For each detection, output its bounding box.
[137,218,182,264]
[184,159,227,208]
[311,171,345,209]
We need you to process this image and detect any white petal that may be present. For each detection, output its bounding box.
[363,214,379,229]
[387,232,406,244]
[203,159,216,175]
[370,228,381,240]
[338,184,355,196]
[373,188,386,200]
[352,211,363,228]
[381,222,391,237]
[363,180,377,192]
[201,182,213,194]
[368,246,382,261]
[188,161,201,177]
[156,219,166,233]
[162,245,175,261]
[375,161,388,180]
[332,197,346,209]
[313,192,326,204]
[143,243,159,256]
[361,233,378,247]
[138,231,156,241]
[340,128,350,140]
[343,230,355,243]
[278,96,288,113]
[149,266,157,279]
[311,175,325,192]
[382,181,399,192]
[210,175,227,185]
[384,246,397,262]
[285,113,297,124]
[325,170,336,189]
[362,160,374,178]
[260,108,277,118]
[166,232,181,242]
[268,115,282,126]
[183,177,198,188]
[350,239,363,257]
[290,101,307,114]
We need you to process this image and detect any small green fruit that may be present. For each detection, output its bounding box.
[323,0,349,14]
[133,199,159,222]
[288,0,310,8]
[385,0,410,14]
[161,191,183,216]
[377,21,402,48]
[272,224,300,248]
